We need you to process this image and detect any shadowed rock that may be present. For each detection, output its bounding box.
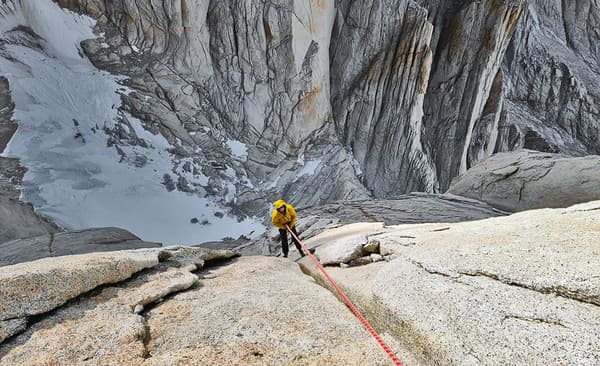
[0,227,161,267]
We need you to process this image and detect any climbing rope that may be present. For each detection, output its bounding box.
[286,225,403,366]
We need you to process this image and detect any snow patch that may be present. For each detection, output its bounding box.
[298,159,321,177]
[226,140,248,160]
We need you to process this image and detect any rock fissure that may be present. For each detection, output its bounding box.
[502,314,567,328]
[409,260,457,279]
[46,233,54,254]
[457,270,599,307]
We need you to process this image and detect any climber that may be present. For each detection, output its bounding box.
[271,199,305,258]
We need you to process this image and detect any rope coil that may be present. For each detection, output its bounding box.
[286,225,403,366]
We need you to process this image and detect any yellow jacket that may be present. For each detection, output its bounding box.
[271,199,297,230]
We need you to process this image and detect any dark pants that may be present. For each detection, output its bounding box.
[279,226,304,257]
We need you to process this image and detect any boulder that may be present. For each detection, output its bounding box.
[448,150,600,212]
[308,223,386,266]
[300,201,600,365]
[0,227,161,267]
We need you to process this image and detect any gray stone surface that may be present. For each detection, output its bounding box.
[0,319,26,344]
[448,150,600,212]
[421,0,525,190]
[0,227,161,267]
[0,77,17,154]
[498,0,600,157]
[300,201,600,365]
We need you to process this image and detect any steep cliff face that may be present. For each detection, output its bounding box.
[419,0,524,190]
[55,0,368,208]
[1,0,598,242]
[331,1,437,196]
[330,0,526,195]
[55,0,531,200]
[499,0,600,157]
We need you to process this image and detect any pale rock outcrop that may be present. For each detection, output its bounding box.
[300,201,600,365]
[3,0,599,226]
[0,266,199,365]
[0,246,237,350]
[141,256,412,365]
[448,150,600,212]
[0,250,160,342]
[0,253,419,365]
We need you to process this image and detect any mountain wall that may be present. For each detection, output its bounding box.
[1,0,598,240]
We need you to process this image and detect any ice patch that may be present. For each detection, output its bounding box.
[298,159,321,177]
[226,140,248,160]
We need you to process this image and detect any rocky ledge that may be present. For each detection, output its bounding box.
[0,247,406,365]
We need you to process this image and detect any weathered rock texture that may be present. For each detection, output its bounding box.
[0,250,417,365]
[0,77,17,153]
[49,0,368,215]
[300,201,600,365]
[419,0,525,190]
[448,150,600,212]
[331,1,437,195]
[0,227,161,267]
[0,249,160,343]
[3,0,598,229]
[142,256,410,365]
[498,0,600,157]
